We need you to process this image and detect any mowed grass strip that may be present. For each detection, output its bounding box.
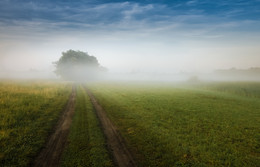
[88,82,260,167]
[60,85,113,167]
[0,81,71,167]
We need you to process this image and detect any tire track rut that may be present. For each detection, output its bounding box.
[85,87,137,167]
[33,86,76,167]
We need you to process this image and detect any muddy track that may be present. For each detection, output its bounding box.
[85,87,137,167]
[33,86,76,167]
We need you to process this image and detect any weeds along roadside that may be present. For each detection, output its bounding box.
[0,81,71,167]
[60,84,114,167]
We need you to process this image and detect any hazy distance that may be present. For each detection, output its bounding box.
[0,0,260,81]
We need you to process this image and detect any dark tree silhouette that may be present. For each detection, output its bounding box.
[54,50,106,81]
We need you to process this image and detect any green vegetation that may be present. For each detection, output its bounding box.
[88,82,260,167]
[61,85,113,167]
[0,81,71,167]
[192,82,260,98]
[54,50,106,81]
[1,81,259,167]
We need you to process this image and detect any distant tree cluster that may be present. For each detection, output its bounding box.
[54,50,106,81]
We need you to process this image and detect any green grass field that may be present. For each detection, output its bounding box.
[191,81,260,98]
[88,82,260,167]
[0,81,259,167]
[0,81,71,166]
[60,85,113,167]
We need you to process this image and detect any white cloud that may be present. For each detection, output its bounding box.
[186,0,198,6]
[122,3,153,20]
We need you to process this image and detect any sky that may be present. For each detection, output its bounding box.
[0,0,260,78]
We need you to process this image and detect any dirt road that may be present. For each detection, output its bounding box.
[85,87,137,167]
[33,86,76,167]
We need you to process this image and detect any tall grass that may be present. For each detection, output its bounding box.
[0,81,71,166]
[195,82,260,98]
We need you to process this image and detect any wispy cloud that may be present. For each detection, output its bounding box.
[0,0,259,40]
[0,0,260,75]
[186,0,198,6]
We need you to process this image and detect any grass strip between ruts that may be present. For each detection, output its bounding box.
[60,85,113,167]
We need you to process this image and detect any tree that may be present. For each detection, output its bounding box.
[54,50,106,81]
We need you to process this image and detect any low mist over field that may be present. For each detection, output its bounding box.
[1,2,260,166]
[0,0,260,81]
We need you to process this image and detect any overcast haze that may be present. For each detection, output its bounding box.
[0,0,260,79]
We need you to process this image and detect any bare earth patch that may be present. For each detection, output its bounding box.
[33,86,76,167]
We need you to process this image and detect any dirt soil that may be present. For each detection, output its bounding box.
[33,86,76,167]
[85,88,137,167]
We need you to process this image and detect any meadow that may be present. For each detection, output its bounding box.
[88,82,260,167]
[0,81,71,166]
[0,80,259,167]
[191,81,260,98]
